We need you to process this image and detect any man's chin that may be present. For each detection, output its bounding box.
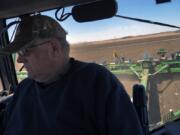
[28,74,45,83]
[27,73,35,80]
[27,73,49,83]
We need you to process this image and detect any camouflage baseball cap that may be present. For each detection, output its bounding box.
[0,14,67,55]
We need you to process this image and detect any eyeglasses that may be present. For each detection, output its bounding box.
[18,41,50,57]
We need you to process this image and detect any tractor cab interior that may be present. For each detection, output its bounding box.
[0,0,180,135]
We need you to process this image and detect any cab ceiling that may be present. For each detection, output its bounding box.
[0,0,96,19]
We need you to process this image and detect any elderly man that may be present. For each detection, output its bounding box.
[0,14,143,135]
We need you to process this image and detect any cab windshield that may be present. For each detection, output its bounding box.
[3,0,180,131]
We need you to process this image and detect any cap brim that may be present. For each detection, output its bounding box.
[0,42,21,55]
[0,38,52,56]
[0,40,33,55]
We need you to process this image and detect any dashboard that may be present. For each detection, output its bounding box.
[150,118,180,135]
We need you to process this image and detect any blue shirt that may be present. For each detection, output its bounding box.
[4,58,143,135]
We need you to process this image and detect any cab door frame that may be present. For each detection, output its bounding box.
[0,19,18,93]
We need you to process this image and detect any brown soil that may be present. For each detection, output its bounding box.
[70,32,180,124]
[70,31,180,63]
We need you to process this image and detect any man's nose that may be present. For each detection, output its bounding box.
[17,54,27,63]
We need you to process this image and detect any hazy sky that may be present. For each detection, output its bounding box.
[8,0,180,43]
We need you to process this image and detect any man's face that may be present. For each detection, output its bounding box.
[17,40,58,82]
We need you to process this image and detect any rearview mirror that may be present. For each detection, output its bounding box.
[71,0,117,22]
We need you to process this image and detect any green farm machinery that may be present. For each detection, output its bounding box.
[103,49,180,127]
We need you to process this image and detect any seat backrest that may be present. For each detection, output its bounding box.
[133,84,149,135]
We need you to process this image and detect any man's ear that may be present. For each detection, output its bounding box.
[49,38,62,56]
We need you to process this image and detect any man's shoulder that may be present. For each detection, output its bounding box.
[71,58,116,82]
[72,58,108,73]
[18,78,33,87]
[14,78,33,93]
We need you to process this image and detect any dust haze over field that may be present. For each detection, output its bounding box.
[70,31,180,63]
[70,31,180,125]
